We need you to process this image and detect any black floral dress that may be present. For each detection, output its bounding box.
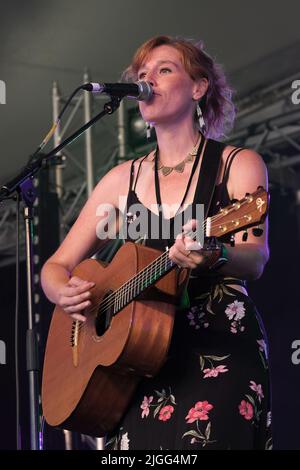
[106,147,272,450]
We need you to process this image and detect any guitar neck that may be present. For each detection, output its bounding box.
[112,249,175,314]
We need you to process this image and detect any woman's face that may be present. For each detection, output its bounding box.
[137,45,205,127]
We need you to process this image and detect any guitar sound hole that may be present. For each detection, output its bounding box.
[95,291,114,337]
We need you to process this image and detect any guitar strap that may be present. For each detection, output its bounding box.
[193,138,226,219]
[178,138,225,309]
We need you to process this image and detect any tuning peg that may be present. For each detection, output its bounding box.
[242,230,248,242]
[252,226,264,237]
[245,192,253,203]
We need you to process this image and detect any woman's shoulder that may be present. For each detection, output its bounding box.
[110,151,155,173]
[93,153,155,194]
[98,158,135,186]
[221,144,266,170]
[114,151,156,179]
[89,160,134,206]
[221,144,268,197]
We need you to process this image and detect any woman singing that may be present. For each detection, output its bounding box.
[41,35,272,450]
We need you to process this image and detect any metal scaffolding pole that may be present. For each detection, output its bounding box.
[52,81,64,200]
[117,99,127,163]
[83,70,94,196]
[83,70,106,451]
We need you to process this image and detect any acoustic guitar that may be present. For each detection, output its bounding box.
[42,187,269,437]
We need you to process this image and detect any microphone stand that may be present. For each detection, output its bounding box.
[0,95,122,450]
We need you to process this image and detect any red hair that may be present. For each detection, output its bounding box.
[123,35,235,139]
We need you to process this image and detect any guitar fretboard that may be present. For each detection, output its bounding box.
[111,250,175,314]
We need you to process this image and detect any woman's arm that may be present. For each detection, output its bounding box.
[41,160,131,319]
[219,148,269,280]
[169,149,269,281]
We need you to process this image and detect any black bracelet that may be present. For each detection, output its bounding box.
[191,239,228,277]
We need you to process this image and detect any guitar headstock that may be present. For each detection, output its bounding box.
[208,187,269,238]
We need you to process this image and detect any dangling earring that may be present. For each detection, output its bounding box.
[146,122,153,140]
[196,104,206,133]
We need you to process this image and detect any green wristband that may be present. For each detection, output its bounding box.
[208,243,228,271]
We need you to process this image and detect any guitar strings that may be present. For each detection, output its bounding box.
[84,218,209,318]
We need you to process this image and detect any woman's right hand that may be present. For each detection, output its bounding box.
[57,276,95,322]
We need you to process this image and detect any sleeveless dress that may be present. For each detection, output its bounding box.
[106,141,272,450]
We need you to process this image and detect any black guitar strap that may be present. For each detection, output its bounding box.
[178,139,226,306]
[193,138,226,219]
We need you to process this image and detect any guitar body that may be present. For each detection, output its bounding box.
[42,242,187,437]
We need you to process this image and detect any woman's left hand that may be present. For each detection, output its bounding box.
[168,219,205,269]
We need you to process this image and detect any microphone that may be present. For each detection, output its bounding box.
[82,81,153,101]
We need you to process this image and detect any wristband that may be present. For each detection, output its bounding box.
[208,243,228,271]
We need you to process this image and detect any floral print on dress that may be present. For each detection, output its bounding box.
[187,305,210,330]
[225,300,246,333]
[238,380,264,425]
[187,281,238,331]
[182,401,216,447]
[107,278,272,450]
[265,437,273,450]
[194,281,235,314]
[249,380,264,402]
[120,432,130,450]
[141,395,153,418]
[257,339,269,369]
[239,400,254,420]
[105,427,129,450]
[159,405,174,421]
[199,354,230,378]
[265,412,273,450]
[267,411,272,428]
[139,387,176,422]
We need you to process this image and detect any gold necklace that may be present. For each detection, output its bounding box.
[154,134,202,176]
